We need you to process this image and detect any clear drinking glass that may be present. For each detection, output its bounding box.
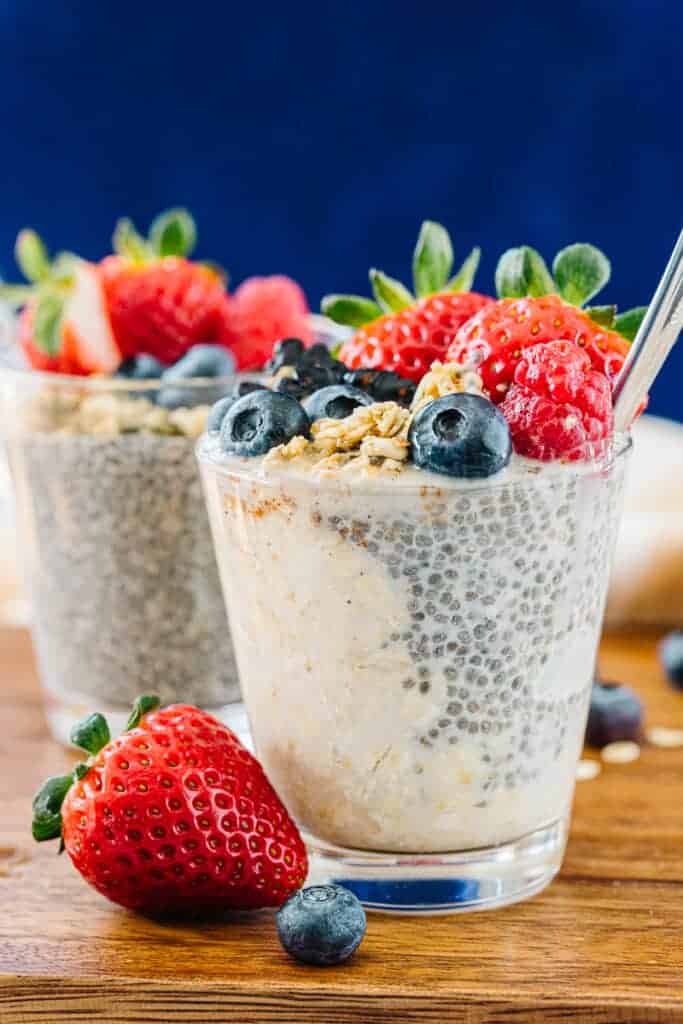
[197,436,631,913]
[1,367,248,744]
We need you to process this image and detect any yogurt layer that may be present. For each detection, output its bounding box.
[199,435,629,852]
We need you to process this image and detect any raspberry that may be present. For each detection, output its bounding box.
[228,275,313,371]
[499,340,614,461]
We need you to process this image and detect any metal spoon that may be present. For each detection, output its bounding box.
[612,228,683,432]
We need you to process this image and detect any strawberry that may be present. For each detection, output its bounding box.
[322,221,492,382]
[226,275,313,371]
[100,208,235,366]
[446,243,647,402]
[500,339,614,461]
[32,696,308,914]
[1,232,121,375]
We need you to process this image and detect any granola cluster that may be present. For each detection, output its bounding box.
[26,390,209,439]
[264,360,481,477]
[411,360,483,413]
[265,401,411,476]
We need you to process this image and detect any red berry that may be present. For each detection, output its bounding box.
[101,255,231,365]
[228,275,313,371]
[447,294,630,402]
[499,340,614,461]
[339,291,492,383]
[60,704,307,913]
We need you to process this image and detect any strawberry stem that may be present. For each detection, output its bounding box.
[448,247,481,293]
[614,306,647,342]
[495,246,556,299]
[412,220,454,297]
[32,774,73,842]
[321,294,382,327]
[369,269,413,313]
[126,695,161,730]
[70,712,111,755]
[553,243,611,306]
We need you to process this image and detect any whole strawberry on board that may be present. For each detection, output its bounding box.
[100,209,235,367]
[0,231,121,375]
[447,243,647,402]
[322,221,492,382]
[32,696,308,914]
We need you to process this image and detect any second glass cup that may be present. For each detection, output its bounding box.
[198,435,630,913]
[1,368,244,743]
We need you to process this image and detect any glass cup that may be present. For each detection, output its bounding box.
[1,367,249,744]
[197,436,631,913]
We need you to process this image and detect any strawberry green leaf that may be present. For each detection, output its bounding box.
[0,284,34,308]
[70,712,111,755]
[412,220,454,297]
[113,218,150,263]
[32,774,72,842]
[553,243,611,306]
[33,293,64,356]
[585,304,617,329]
[321,294,382,327]
[15,229,50,284]
[149,208,197,259]
[370,269,414,313]
[495,246,556,299]
[614,305,648,342]
[50,252,79,287]
[447,247,481,293]
[126,694,161,731]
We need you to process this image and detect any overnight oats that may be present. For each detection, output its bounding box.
[0,208,316,744]
[199,223,640,912]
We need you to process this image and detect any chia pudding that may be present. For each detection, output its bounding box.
[3,372,241,741]
[198,429,629,854]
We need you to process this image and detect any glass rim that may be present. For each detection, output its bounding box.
[197,431,633,497]
[0,364,263,393]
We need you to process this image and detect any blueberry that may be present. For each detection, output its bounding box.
[266,337,306,373]
[220,389,309,456]
[303,384,372,422]
[116,354,166,380]
[233,379,268,399]
[343,369,416,406]
[585,680,643,747]
[409,393,511,478]
[158,345,236,409]
[275,364,340,401]
[659,632,683,690]
[162,344,236,380]
[207,381,269,434]
[276,884,366,966]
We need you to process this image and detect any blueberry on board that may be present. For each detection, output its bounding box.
[409,393,511,478]
[585,680,643,748]
[116,354,166,380]
[266,337,306,373]
[220,389,309,456]
[276,884,366,966]
[659,631,683,690]
[303,384,372,422]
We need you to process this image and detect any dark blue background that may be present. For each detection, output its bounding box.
[1,0,681,415]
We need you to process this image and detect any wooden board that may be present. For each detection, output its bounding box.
[1,626,682,1023]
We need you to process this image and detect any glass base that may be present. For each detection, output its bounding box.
[44,693,254,752]
[304,818,567,914]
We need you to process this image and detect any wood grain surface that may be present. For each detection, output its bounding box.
[1,626,682,1023]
